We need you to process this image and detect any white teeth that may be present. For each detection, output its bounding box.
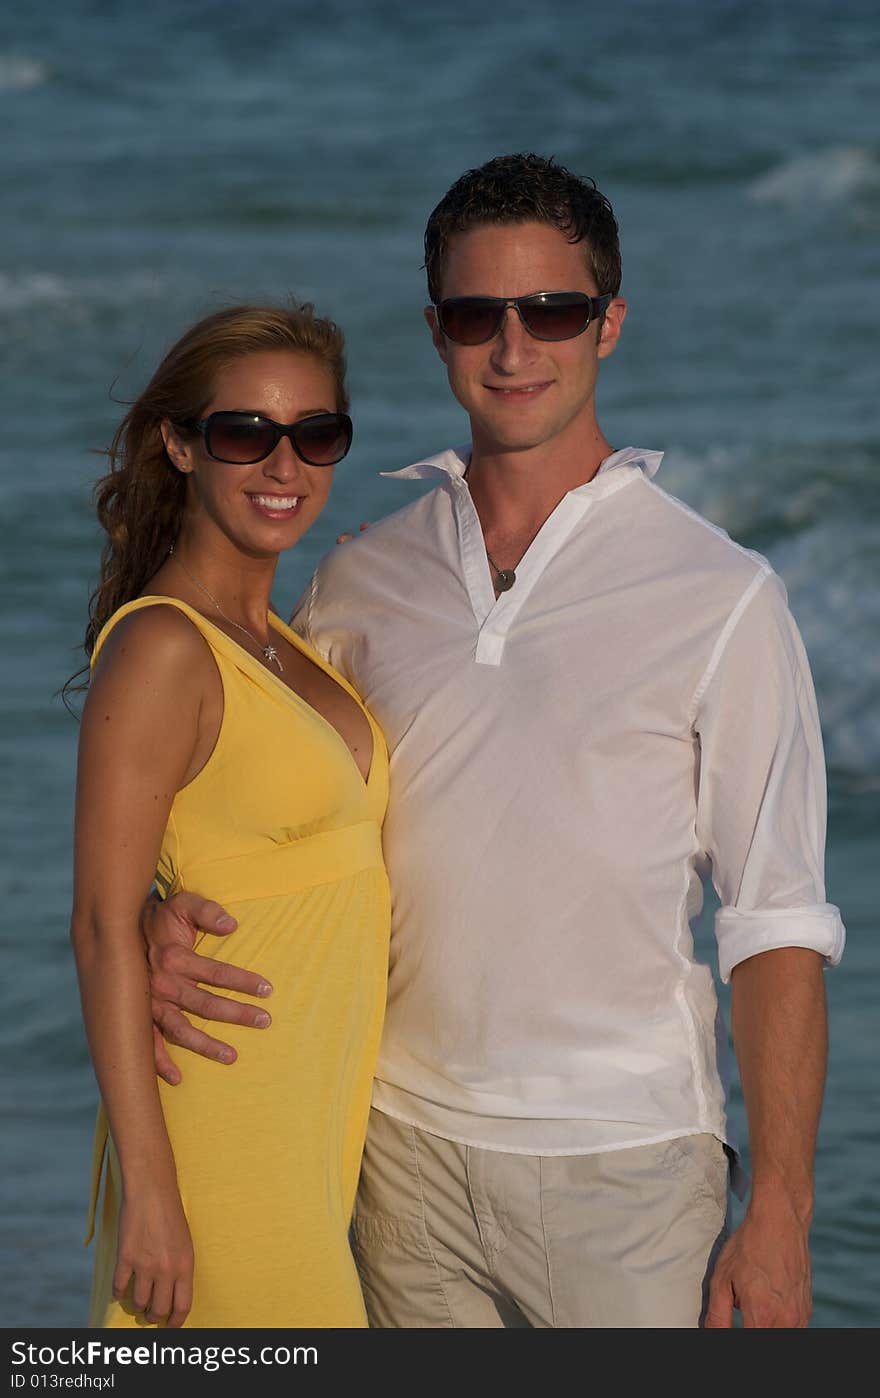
[252,495,300,510]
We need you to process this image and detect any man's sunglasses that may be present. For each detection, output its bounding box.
[184,411,353,467]
[435,292,612,346]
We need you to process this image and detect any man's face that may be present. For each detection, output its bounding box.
[426,221,626,459]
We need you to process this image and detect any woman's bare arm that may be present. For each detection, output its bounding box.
[70,605,218,1326]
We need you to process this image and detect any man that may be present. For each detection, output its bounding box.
[144,154,844,1327]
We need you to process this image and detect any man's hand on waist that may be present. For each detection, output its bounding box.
[142,891,273,1085]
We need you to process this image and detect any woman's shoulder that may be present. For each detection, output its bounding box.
[80,598,224,789]
[91,596,218,686]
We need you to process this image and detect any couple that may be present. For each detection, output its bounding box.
[71,153,844,1330]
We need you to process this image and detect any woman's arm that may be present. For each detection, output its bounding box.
[70,605,219,1327]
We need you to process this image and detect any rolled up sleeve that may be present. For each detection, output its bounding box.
[693,569,846,984]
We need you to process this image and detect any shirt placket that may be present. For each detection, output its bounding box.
[449,477,594,667]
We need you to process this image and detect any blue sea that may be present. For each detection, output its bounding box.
[1,0,877,1328]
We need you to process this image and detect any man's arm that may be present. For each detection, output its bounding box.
[694,570,844,1328]
[704,947,826,1327]
[143,893,272,1084]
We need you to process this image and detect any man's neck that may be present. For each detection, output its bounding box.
[466,425,614,540]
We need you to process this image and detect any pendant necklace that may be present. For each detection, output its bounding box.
[168,544,284,672]
[485,553,516,592]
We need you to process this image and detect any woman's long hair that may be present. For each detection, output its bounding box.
[64,302,348,704]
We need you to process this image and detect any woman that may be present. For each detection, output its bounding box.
[70,304,390,1328]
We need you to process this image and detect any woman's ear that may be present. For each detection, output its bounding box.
[161,420,193,473]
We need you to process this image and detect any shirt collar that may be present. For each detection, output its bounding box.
[381,444,663,486]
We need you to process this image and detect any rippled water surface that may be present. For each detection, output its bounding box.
[1,0,877,1328]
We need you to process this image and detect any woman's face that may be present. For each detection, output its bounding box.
[167,349,343,558]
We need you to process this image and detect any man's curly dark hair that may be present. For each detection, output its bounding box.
[423,152,621,304]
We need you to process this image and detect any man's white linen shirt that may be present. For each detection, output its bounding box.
[294,447,844,1164]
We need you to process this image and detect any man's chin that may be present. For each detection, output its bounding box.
[475,435,554,459]
[471,419,556,456]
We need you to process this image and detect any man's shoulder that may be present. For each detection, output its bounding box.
[314,485,447,581]
[293,482,451,645]
[634,473,772,585]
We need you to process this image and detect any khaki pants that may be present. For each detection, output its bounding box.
[352,1108,730,1328]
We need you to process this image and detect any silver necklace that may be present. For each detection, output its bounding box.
[168,544,283,672]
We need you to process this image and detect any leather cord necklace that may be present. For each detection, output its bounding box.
[462,463,516,590]
[485,552,516,591]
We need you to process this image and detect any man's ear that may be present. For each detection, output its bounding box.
[161,420,193,473]
[597,297,627,361]
[424,305,448,365]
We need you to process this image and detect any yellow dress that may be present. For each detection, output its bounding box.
[85,597,390,1328]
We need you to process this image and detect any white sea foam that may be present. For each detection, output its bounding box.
[0,271,167,313]
[748,146,879,206]
[0,55,49,92]
[770,522,880,777]
[0,273,74,312]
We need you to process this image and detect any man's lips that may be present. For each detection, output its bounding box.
[484,381,553,398]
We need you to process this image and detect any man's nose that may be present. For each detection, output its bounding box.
[489,304,536,373]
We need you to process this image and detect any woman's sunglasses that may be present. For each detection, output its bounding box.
[435,292,612,346]
[185,411,353,467]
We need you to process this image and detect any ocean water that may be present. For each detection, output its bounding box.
[1,0,877,1328]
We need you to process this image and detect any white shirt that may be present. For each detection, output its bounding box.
[294,446,844,1167]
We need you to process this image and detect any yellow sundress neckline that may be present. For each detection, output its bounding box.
[123,595,379,793]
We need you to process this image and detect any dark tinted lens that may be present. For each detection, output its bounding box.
[293,414,352,466]
[518,294,591,340]
[439,299,504,345]
[207,414,277,463]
